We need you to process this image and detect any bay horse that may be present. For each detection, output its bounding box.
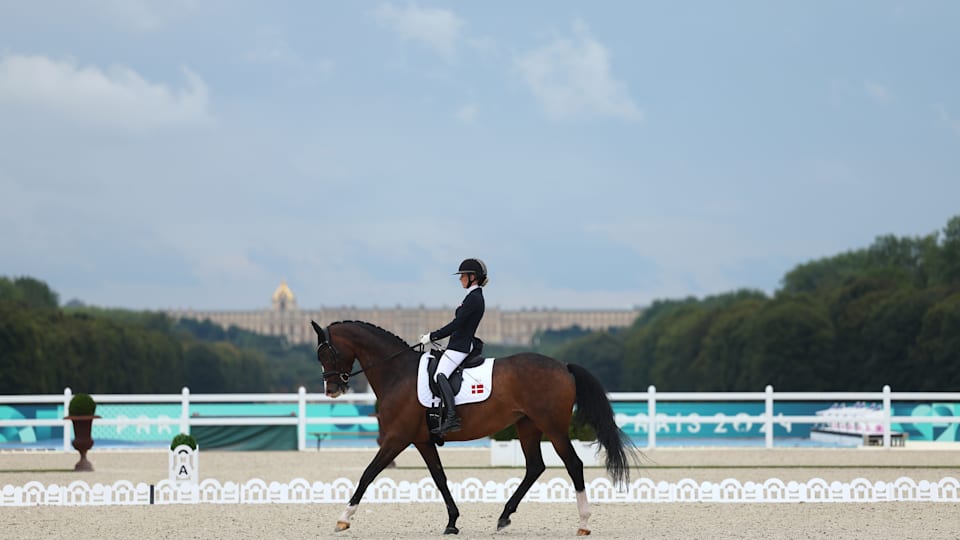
[311,320,636,536]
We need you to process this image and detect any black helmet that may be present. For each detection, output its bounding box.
[454,258,489,286]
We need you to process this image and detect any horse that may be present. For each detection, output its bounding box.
[311,320,637,536]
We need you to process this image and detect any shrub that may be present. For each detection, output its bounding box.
[491,424,518,441]
[568,418,597,441]
[68,393,96,416]
[170,433,198,450]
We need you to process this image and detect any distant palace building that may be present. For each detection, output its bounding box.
[168,282,641,346]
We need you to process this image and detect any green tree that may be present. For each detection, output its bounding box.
[689,297,765,391]
[184,344,227,392]
[913,292,960,389]
[555,332,625,390]
[0,276,59,309]
[824,273,902,389]
[781,251,868,295]
[858,287,937,390]
[929,216,960,286]
[621,298,700,390]
[740,294,835,390]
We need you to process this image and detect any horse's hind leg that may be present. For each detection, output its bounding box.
[550,435,591,536]
[414,442,460,535]
[497,417,546,531]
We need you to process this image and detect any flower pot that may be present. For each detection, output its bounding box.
[65,415,100,472]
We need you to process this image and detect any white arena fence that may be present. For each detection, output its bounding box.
[2,476,959,506]
[2,386,960,450]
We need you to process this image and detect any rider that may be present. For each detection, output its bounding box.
[419,258,488,436]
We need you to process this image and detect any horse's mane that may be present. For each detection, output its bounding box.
[329,320,410,347]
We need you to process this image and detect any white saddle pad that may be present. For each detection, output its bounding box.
[417,353,496,408]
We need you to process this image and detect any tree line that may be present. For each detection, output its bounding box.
[551,215,960,392]
[0,277,323,395]
[2,215,959,395]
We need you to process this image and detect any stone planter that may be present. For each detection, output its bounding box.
[65,415,101,472]
[490,439,601,467]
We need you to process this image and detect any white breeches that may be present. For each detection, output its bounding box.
[434,349,468,380]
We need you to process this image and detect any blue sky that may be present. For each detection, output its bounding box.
[1,2,958,311]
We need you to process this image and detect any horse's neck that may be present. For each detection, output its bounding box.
[346,330,416,394]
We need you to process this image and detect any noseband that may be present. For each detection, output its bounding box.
[317,326,356,386]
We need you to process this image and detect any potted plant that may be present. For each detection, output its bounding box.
[65,393,100,472]
[170,433,198,451]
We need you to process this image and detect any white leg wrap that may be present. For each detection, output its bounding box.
[576,490,591,530]
[339,504,358,524]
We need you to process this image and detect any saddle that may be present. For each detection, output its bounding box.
[426,337,485,397]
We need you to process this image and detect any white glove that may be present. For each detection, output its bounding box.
[419,333,432,345]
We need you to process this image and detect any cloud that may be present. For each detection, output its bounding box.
[516,19,642,122]
[0,53,212,132]
[245,27,335,81]
[456,103,479,124]
[373,2,465,62]
[864,80,893,105]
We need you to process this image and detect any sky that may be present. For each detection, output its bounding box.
[1,2,959,312]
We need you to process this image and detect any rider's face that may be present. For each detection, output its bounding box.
[459,273,470,288]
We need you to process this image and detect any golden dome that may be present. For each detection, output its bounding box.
[272,280,295,303]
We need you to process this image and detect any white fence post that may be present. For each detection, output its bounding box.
[647,385,657,449]
[62,387,72,451]
[180,387,190,435]
[883,385,892,448]
[297,386,307,451]
[765,385,774,449]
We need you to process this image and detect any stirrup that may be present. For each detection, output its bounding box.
[430,415,461,436]
[440,416,461,435]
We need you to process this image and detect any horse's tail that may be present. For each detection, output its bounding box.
[567,363,637,487]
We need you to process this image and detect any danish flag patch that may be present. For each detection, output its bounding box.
[471,384,485,395]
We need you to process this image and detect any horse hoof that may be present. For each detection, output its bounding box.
[497,518,511,530]
[577,528,591,536]
[444,526,459,535]
[334,521,350,532]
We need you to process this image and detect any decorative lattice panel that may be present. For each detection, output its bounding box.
[2,476,958,507]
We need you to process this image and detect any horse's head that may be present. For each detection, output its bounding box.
[311,320,355,398]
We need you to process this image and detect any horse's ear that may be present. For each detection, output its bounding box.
[311,320,324,340]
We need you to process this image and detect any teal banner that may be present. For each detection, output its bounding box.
[191,424,297,451]
[2,400,958,449]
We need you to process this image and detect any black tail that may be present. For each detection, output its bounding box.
[567,363,637,487]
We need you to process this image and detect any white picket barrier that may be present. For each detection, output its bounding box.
[1,476,958,506]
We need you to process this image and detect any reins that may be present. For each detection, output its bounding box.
[317,325,421,386]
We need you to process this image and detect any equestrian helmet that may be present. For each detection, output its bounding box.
[455,258,488,285]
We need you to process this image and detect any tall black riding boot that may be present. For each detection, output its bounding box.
[433,374,461,436]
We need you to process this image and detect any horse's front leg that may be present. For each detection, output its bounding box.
[335,441,407,532]
[413,442,460,535]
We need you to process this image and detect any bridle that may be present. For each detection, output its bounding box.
[316,325,353,385]
[316,325,418,388]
